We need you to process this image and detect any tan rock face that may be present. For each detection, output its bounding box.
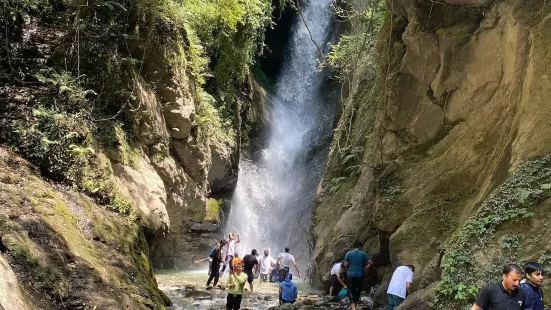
[312,0,551,306]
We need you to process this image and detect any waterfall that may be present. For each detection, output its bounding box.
[225,0,336,269]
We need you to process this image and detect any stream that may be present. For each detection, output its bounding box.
[155,270,375,310]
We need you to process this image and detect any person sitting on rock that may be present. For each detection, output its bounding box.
[279,273,298,305]
[206,239,226,289]
[226,261,248,310]
[243,249,259,293]
[386,265,414,310]
[276,247,301,282]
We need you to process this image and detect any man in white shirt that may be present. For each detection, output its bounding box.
[276,247,301,281]
[386,265,414,310]
[258,249,275,290]
[329,260,346,296]
[220,233,240,274]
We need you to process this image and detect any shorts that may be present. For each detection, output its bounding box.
[330,274,343,296]
[245,269,254,284]
[386,294,405,310]
[260,273,269,281]
[278,267,290,282]
[331,274,340,286]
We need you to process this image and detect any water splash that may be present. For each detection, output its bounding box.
[225,0,336,267]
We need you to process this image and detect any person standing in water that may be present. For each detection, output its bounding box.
[258,249,275,290]
[221,233,240,274]
[276,247,301,281]
[243,249,260,293]
[206,239,226,288]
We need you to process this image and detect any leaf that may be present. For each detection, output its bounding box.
[59,85,73,94]
[540,183,551,190]
[104,1,127,12]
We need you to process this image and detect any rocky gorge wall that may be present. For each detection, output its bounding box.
[312,0,551,308]
[0,0,271,308]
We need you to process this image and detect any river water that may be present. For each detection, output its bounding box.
[224,0,336,269]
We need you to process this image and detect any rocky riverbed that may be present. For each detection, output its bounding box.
[155,270,375,310]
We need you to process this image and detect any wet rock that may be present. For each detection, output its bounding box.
[360,296,373,307]
[185,290,213,300]
[279,304,294,310]
[264,295,273,301]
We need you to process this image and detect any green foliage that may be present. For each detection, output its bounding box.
[327,145,364,195]
[322,0,386,81]
[2,0,272,220]
[205,198,223,222]
[434,155,551,307]
[10,242,61,292]
[196,87,236,147]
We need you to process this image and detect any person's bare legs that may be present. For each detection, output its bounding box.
[329,286,334,296]
[249,282,254,293]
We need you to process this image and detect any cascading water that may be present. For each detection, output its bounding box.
[225,0,336,269]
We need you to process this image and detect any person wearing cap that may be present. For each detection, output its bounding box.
[243,249,260,292]
[226,261,248,310]
[277,247,301,282]
[279,273,298,305]
[206,239,226,288]
[221,233,241,274]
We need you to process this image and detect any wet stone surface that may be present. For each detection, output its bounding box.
[156,270,374,310]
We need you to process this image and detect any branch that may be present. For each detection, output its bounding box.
[295,0,324,59]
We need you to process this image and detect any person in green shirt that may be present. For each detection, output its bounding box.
[226,261,248,310]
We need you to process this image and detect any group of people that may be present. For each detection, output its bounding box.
[328,240,545,310]
[327,240,374,310]
[201,233,302,310]
[471,262,545,310]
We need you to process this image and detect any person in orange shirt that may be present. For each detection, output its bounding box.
[232,252,242,274]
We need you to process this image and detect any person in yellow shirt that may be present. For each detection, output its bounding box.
[226,261,248,310]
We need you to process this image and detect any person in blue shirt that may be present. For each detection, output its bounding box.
[520,262,545,310]
[344,240,373,310]
[279,273,298,305]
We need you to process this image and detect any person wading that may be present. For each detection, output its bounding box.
[206,239,226,289]
[344,240,373,310]
[258,249,275,291]
[471,264,526,310]
[276,247,301,281]
[221,233,240,274]
[243,249,259,293]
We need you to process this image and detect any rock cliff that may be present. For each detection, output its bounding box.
[0,0,271,308]
[312,0,551,308]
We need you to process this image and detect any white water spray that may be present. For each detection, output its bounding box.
[225,0,335,268]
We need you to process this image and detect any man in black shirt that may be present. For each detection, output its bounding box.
[206,239,226,288]
[471,264,526,310]
[243,249,259,293]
